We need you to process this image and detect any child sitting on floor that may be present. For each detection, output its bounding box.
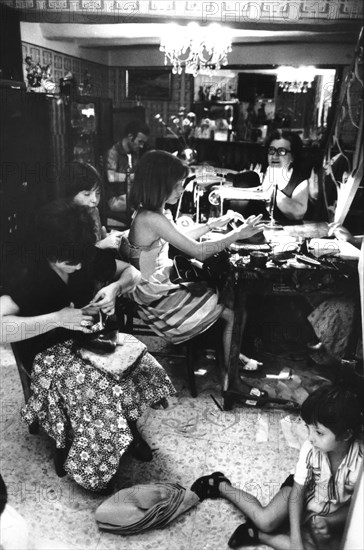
[191,383,363,549]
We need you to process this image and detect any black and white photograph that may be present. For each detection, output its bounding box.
[0,1,363,549]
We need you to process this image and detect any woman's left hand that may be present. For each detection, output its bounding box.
[89,284,118,316]
[208,211,236,230]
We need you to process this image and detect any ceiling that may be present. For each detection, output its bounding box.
[7,0,364,49]
[38,23,360,49]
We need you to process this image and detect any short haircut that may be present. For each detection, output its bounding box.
[301,384,362,440]
[266,130,303,167]
[60,161,102,199]
[35,199,96,264]
[130,150,189,211]
[123,120,150,139]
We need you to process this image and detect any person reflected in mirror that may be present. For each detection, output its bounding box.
[119,150,265,392]
[191,383,363,550]
[262,130,310,223]
[105,120,150,214]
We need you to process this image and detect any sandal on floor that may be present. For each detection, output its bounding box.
[190,471,231,501]
[228,519,259,548]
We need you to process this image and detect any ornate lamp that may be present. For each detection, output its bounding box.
[160,23,232,77]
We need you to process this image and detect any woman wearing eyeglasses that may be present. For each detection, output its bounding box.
[262,130,310,222]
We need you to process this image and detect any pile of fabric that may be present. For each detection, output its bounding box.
[95,483,199,534]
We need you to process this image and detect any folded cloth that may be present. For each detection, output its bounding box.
[77,333,147,381]
[95,483,199,534]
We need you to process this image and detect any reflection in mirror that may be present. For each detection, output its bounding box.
[70,102,97,164]
[193,66,336,145]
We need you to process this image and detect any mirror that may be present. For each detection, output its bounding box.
[193,66,336,145]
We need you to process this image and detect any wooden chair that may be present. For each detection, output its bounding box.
[11,343,39,434]
[118,299,223,398]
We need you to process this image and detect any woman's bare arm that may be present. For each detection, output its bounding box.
[136,211,264,262]
[277,180,309,221]
[0,295,94,344]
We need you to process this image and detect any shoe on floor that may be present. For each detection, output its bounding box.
[228,520,258,548]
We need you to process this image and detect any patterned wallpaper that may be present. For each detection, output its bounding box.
[20,39,361,149]
[22,41,110,98]
[108,66,194,140]
[21,42,194,144]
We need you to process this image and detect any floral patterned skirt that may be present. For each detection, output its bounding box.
[21,340,175,491]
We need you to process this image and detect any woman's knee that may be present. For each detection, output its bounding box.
[257,514,281,533]
[220,306,234,323]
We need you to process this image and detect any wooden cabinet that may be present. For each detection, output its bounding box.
[0,89,66,287]
[66,96,113,168]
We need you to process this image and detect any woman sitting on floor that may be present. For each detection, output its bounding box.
[120,150,264,391]
[0,200,175,492]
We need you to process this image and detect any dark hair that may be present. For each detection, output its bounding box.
[130,150,189,211]
[0,473,7,516]
[301,384,362,440]
[60,161,102,199]
[266,130,303,168]
[123,120,150,139]
[35,199,96,264]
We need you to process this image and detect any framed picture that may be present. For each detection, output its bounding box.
[126,68,172,100]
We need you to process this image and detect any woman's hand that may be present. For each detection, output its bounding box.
[236,214,264,239]
[56,303,94,332]
[96,230,123,250]
[89,284,119,316]
[208,211,235,230]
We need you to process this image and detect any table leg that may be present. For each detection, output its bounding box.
[223,282,248,410]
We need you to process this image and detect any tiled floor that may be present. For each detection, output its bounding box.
[0,337,330,550]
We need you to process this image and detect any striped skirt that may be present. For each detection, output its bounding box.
[133,281,224,344]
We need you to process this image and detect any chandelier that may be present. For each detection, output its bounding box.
[160,23,232,77]
[276,66,316,93]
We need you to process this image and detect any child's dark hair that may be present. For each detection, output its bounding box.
[301,384,362,440]
[130,150,189,211]
[35,199,96,265]
[60,161,102,199]
[0,473,7,516]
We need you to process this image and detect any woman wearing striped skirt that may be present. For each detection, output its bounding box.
[120,150,264,390]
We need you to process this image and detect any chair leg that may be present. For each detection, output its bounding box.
[186,340,197,397]
[28,421,39,435]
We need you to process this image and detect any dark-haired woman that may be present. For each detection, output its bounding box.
[262,130,309,222]
[61,160,123,250]
[120,150,264,391]
[0,200,175,492]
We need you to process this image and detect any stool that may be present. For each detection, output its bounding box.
[118,300,202,397]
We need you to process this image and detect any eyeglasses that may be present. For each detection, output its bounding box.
[267,146,291,156]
